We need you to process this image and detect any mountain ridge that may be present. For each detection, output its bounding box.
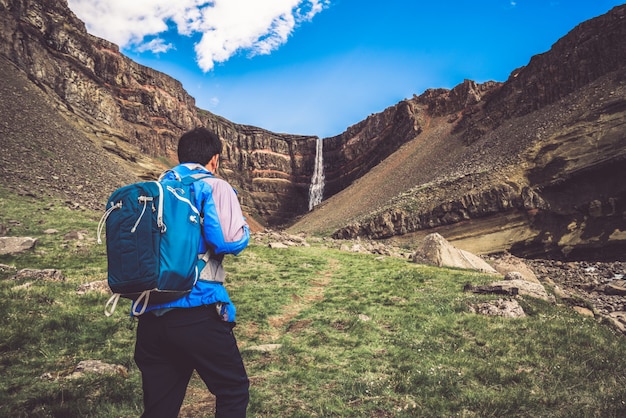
[1,0,625,259]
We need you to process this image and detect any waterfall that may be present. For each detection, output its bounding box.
[308,138,325,211]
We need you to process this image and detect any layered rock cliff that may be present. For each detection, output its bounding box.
[0,0,320,225]
[199,115,317,224]
[322,99,424,196]
[0,0,198,157]
[293,5,626,260]
[2,0,625,259]
[1,0,430,226]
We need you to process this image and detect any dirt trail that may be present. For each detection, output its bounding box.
[262,258,338,342]
[176,259,341,418]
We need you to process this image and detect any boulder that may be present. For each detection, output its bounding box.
[412,233,497,273]
[243,344,282,353]
[485,279,553,302]
[0,236,37,255]
[68,360,128,379]
[469,298,526,318]
[76,280,110,295]
[0,263,16,272]
[490,253,540,283]
[13,268,64,281]
[602,283,626,296]
[573,306,595,317]
[465,278,554,303]
[607,312,626,334]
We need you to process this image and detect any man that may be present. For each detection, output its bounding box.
[133,127,250,418]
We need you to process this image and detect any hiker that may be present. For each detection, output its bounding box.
[133,127,251,418]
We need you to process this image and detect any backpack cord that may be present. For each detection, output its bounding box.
[104,293,121,317]
[132,196,153,233]
[104,291,151,317]
[97,202,122,244]
[131,291,151,316]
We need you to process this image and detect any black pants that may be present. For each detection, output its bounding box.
[134,306,249,417]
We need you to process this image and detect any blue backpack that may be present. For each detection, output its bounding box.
[97,173,210,316]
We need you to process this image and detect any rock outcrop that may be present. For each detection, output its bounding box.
[198,118,317,224]
[0,0,198,158]
[322,99,425,197]
[457,6,626,144]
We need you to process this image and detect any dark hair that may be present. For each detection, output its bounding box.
[177,127,223,165]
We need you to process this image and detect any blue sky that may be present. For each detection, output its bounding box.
[66,1,624,138]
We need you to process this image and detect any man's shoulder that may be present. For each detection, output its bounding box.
[203,176,231,187]
[200,176,238,198]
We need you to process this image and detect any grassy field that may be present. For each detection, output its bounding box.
[2,189,626,417]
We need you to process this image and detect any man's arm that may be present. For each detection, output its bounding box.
[201,178,249,256]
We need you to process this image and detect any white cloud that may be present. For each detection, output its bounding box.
[67,0,329,72]
[136,38,175,54]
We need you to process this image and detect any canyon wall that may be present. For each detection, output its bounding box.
[324,5,626,260]
[0,0,319,224]
[2,0,625,259]
[0,0,427,226]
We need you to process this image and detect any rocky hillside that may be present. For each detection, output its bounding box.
[1,0,625,260]
[0,55,141,209]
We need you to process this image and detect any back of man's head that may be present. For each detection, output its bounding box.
[178,127,223,165]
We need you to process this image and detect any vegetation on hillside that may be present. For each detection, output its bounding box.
[2,188,626,417]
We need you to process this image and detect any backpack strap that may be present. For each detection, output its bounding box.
[158,169,177,181]
[158,169,213,184]
[180,173,213,185]
[179,174,213,221]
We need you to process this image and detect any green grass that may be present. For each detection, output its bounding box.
[2,188,626,417]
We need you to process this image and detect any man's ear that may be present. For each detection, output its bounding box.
[208,154,220,172]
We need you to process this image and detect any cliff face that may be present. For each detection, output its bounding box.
[456,4,626,145]
[0,0,198,157]
[294,5,626,261]
[0,53,140,210]
[199,115,317,224]
[2,0,625,259]
[0,0,423,226]
[322,100,424,196]
[320,79,505,197]
[0,0,321,225]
